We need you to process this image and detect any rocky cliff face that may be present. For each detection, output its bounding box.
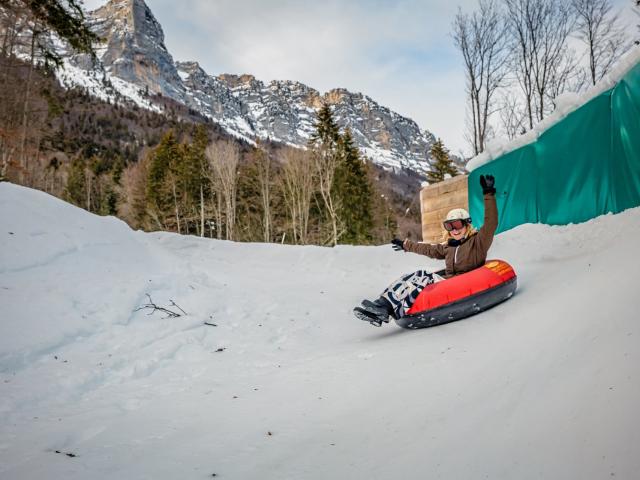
[214,74,323,143]
[60,0,440,174]
[88,0,185,101]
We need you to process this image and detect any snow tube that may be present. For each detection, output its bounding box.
[395,260,517,329]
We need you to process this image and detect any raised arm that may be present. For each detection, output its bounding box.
[476,175,498,251]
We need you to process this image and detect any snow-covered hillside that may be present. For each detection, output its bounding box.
[1,182,639,479]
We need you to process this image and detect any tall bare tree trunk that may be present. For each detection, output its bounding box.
[281,148,314,244]
[0,10,23,182]
[216,194,222,239]
[200,184,205,237]
[86,169,92,212]
[313,145,339,245]
[573,0,630,86]
[19,23,37,181]
[505,0,579,126]
[172,178,181,234]
[257,150,272,243]
[453,0,508,155]
[206,140,239,240]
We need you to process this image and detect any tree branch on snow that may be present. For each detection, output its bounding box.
[134,294,187,318]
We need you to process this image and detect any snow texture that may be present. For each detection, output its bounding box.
[56,58,162,114]
[467,46,640,172]
[1,182,640,479]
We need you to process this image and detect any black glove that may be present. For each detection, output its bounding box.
[391,238,405,252]
[480,174,496,195]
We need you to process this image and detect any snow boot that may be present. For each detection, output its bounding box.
[361,298,394,317]
[353,306,388,327]
[353,297,393,327]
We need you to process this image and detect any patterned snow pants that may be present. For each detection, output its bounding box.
[380,270,443,318]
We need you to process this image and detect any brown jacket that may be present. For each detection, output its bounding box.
[403,194,498,277]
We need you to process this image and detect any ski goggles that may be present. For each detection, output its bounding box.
[443,218,470,231]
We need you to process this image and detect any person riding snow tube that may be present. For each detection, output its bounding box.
[395,259,517,329]
[354,174,499,327]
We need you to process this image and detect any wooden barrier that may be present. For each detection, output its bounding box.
[420,175,469,243]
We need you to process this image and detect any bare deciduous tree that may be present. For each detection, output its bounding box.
[313,143,342,246]
[505,0,579,127]
[636,1,640,43]
[18,16,38,175]
[498,91,527,139]
[548,49,587,102]
[119,156,150,229]
[1,1,96,186]
[205,140,239,241]
[573,0,632,86]
[255,146,273,243]
[281,147,314,245]
[453,0,510,156]
[167,171,181,234]
[1,3,38,183]
[307,104,343,245]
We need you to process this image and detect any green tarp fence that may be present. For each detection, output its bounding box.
[468,57,640,234]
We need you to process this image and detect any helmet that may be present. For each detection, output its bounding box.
[445,208,470,222]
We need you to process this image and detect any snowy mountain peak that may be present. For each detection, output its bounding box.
[175,60,209,84]
[325,87,352,103]
[56,0,441,173]
[175,60,201,75]
[217,73,261,89]
[91,0,166,52]
[88,0,183,100]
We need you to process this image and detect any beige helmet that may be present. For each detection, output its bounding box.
[445,208,471,222]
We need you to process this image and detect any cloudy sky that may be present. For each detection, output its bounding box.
[85,0,637,157]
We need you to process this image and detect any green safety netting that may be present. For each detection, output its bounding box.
[467,56,640,234]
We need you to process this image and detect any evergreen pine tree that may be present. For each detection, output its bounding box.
[111,156,125,185]
[334,128,374,244]
[309,103,341,245]
[185,125,210,235]
[170,125,209,233]
[64,158,86,207]
[309,103,340,148]
[236,159,263,242]
[426,139,458,184]
[146,131,181,228]
[6,0,98,67]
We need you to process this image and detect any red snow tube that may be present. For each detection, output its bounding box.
[395,259,517,329]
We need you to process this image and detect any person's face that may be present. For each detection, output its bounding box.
[450,224,468,241]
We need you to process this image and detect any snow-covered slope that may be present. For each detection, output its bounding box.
[1,182,639,479]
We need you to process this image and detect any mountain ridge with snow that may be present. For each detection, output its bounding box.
[56,0,440,173]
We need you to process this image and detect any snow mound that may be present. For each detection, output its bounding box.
[1,182,639,479]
